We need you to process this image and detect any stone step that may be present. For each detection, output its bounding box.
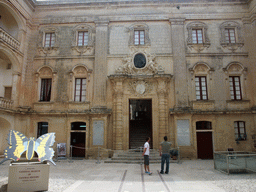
[104,159,179,164]
[104,160,161,164]
[111,157,161,160]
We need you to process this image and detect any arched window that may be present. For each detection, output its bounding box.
[35,66,56,102]
[69,65,92,102]
[189,63,214,101]
[223,62,247,101]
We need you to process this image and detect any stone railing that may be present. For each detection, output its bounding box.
[0,27,20,50]
[0,97,13,109]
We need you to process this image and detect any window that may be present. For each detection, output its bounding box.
[74,78,86,102]
[234,121,246,140]
[195,76,208,100]
[37,122,48,138]
[128,24,150,46]
[192,29,203,44]
[229,76,242,100]
[134,30,145,45]
[220,21,244,50]
[196,121,212,130]
[4,87,12,100]
[40,78,52,101]
[225,28,236,43]
[187,22,210,51]
[44,33,55,47]
[77,31,88,46]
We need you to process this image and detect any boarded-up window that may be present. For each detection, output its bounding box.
[177,119,190,146]
[4,87,12,100]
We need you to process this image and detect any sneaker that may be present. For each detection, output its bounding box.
[165,172,169,174]
[148,172,152,175]
[160,171,164,174]
[145,171,149,174]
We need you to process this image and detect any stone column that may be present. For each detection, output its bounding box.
[170,18,189,108]
[157,79,168,143]
[93,21,109,109]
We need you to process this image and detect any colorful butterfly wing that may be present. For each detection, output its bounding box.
[2,130,28,162]
[35,133,56,165]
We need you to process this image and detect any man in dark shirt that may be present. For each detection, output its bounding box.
[159,136,172,174]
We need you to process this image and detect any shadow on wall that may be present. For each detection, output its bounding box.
[0,117,11,155]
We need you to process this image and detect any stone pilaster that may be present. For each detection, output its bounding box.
[157,80,168,142]
[12,72,21,108]
[111,79,124,150]
[93,20,109,109]
[170,18,189,108]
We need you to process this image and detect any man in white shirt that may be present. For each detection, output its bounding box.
[142,137,152,175]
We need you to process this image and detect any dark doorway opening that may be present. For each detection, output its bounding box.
[196,121,213,159]
[129,99,152,149]
[70,122,86,157]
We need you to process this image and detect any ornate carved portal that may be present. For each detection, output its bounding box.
[109,61,172,150]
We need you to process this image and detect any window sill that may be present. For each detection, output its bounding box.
[187,43,210,52]
[72,45,93,54]
[226,100,250,103]
[68,101,90,104]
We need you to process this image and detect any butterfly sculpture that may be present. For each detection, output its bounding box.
[0,130,56,165]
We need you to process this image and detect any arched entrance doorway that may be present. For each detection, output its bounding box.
[196,121,214,159]
[0,117,11,154]
[70,122,86,157]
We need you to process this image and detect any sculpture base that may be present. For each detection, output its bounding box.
[7,160,50,192]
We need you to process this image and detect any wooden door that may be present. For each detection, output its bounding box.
[196,132,213,159]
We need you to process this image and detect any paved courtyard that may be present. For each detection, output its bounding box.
[0,159,256,192]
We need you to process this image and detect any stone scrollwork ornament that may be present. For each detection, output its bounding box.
[129,81,153,95]
[116,50,164,75]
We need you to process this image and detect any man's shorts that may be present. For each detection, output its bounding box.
[144,155,149,165]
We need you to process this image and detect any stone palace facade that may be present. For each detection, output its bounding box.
[1,0,256,159]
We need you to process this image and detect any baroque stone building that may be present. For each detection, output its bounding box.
[0,0,256,159]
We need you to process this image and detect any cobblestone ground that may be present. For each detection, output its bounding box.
[0,159,256,192]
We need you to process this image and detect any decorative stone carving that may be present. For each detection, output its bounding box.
[187,22,210,52]
[223,62,247,75]
[219,21,244,52]
[129,80,153,96]
[116,50,164,75]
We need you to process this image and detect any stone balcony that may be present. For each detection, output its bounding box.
[0,97,13,110]
[0,27,20,51]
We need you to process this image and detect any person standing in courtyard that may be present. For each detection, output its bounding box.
[143,137,152,175]
[159,136,172,174]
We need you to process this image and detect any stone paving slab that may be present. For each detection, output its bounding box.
[1,159,256,192]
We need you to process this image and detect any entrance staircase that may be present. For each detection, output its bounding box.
[104,148,161,164]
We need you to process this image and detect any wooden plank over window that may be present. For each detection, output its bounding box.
[4,87,12,100]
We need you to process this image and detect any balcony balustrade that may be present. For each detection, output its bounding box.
[0,97,13,109]
[0,27,20,50]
